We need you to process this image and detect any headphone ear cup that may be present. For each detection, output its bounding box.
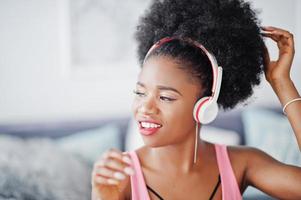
[201,101,218,124]
[193,97,210,123]
[193,97,219,124]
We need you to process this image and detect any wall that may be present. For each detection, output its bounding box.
[0,0,300,124]
[248,0,301,107]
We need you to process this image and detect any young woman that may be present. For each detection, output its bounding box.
[91,0,301,199]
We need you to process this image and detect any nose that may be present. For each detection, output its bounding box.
[138,96,158,115]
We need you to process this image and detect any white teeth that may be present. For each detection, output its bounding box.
[141,122,162,128]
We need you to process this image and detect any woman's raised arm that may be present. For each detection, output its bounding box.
[262,26,301,150]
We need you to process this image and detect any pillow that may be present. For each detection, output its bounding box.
[125,118,240,151]
[0,135,91,200]
[201,126,240,145]
[242,108,301,199]
[242,108,301,166]
[56,123,122,165]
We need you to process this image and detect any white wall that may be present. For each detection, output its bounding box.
[247,0,301,107]
[0,0,144,123]
[0,0,300,124]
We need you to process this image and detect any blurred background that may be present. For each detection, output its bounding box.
[0,0,300,200]
[0,0,300,124]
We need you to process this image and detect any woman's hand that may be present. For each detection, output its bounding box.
[91,149,134,200]
[261,26,295,84]
[262,26,301,149]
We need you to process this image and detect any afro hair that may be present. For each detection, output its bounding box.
[135,0,265,110]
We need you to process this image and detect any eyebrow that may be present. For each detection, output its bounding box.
[136,82,183,96]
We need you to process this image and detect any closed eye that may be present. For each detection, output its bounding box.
[160,96,176,102]
[133,90,176,102]
[133,90,146,97]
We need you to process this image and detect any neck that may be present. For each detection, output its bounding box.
[145,126,206,174]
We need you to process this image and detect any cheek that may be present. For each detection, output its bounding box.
[163,108,195,142]
[164,102,196,128]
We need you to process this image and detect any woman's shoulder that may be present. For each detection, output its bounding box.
[207,142,263,158]
[227,145,285,175]
[227,145,272,162]
[227,146,278,180]
[224,145,273,190]
[225,144,272,169]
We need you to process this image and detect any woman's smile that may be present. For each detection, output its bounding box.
[138,119,163,136]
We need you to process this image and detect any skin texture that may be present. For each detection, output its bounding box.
[91,26,301,200]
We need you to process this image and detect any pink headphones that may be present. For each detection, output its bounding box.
[144,37,223,124]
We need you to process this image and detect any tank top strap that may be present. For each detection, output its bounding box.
[128,151,151,200]
[214,144,242,200]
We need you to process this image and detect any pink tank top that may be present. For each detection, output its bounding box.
[128,144,242,200]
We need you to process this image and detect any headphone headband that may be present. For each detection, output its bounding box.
[143,37,222,101]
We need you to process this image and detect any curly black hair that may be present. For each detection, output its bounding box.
[135,0,265,110]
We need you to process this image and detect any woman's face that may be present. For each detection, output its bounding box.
[132,56,203,147]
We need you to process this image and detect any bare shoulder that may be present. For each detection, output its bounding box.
[227,145,280,166]
[228,145,266,157]
[225,145,278,191]
[227,146,301,199]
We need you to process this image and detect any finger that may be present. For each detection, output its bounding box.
[262,32,294,55]
[260,30,273,35]
[95,167,128,181]
[261,26,290,34]
[106,158,135,174]
[261,26,293,41]
[92,171,120,186]
[269,30,294,42]
[93,159,105,170]
[94,150,132,169]
[263,28,294,45]
[93,175,120,185]
[271,31,294,53]
[100,149,122,160]
[263,33,282,43]
[94,156,135,176]
[261,26,274,31]
[122,152,133,165]
[105,149,133,165]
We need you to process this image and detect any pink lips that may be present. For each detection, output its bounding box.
[138,120,162,136]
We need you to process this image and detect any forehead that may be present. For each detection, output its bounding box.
[138,56,200,92]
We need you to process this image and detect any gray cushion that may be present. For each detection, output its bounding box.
[0,135,91,200]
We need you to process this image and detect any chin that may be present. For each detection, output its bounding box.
[142,139,166,148]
